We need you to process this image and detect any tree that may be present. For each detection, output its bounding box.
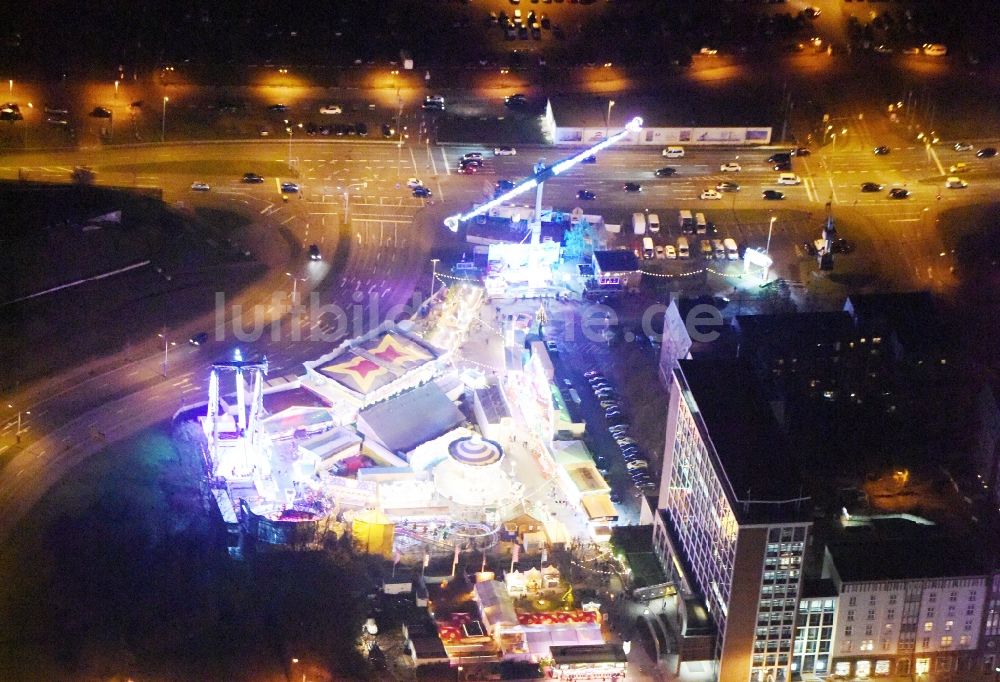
[563,219,588,261]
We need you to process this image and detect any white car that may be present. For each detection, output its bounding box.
[494,146,517,156]
[190,182,210,191]
[406,178,423,189]
[777,173,801,185]
[664,245,677,260]
[720,162,742,172]
[319,104,342,115]
[700,189,722,200]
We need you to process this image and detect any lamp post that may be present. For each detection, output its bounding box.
[766,215,776,254]
[606,99,615,139]
[161,96,169,142]
[157,330,176,377]
[114,79,119,100]
[7,404,29,438]
[7,79,11,96]
[286,272,307,306]
[23,102,32,149]
[430,258,440,299]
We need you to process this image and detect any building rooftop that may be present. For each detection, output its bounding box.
[844,291,944,357]
[734,312,856,356]
[549,644,628,665]
[827,516,992,582]
[357,383,464,455]
[677,358,809,523]
[593,250,639,273]
[474,382,511,424]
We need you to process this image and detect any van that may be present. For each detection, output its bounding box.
[632,212,646,235]
[677,237,690,259]
[662,146,685,158]
[699,240,714,259]
[778,173,801,185]
[724,238,739,260]
[695,212,708,235]
[678,210,694,233]
[647,213,660,233]
[642,237,655,259]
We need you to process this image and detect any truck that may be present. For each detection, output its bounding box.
[632,212,646,235]
[678,210,694,233]
[642,237,655,259]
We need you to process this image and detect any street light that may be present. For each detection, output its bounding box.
[114,79,119,100]
[7,404,30,438]
[157,330,176,377]
[23,102,32,149]
[430,258,440,299]
[766,215,776,254]
[606,100,615,139]
[285,272,307,306]
[161,96,169,142]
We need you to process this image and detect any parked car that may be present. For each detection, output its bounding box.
[626,460,649,471]
[280,182,300,193]
[319,104,342,115]
[494,145,517,156]
[665,244,677,259]
[413,186,432,198]
[406,178,424,189]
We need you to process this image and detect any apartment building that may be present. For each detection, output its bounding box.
[822,522,992,679]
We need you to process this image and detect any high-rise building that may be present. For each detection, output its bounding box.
[652,359,812,682]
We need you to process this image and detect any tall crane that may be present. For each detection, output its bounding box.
[443,116,644,244]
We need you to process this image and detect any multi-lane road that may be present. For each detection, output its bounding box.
[1,128,998,543]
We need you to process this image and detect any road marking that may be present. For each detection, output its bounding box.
[0,446,8,456]
[888,218,921,222]
[440,147,450,176]
[281,216,296,225]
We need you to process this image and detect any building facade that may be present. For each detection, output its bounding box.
[824,544,990,679]
[653,360,811,682]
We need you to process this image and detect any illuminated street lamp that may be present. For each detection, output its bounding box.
[114,79,119,100]
[161,96,169,142]
[7,79,11,96]
[286,272,307,306]
[7,404,30,437]
[430,258,440,299]
[766,215,776,254]
[606,100,615,139]
[157,330,176,377]
[23,102,32,149]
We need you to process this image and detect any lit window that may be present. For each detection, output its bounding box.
[944,620,953,632]
[860,639,874,651]
[875,660,891,675]
[856,660,871,677]
[835,661,851,676]
[915,658,930,674]
[924,622,934,632]
[959,635,971,647]
[940,635,953,648]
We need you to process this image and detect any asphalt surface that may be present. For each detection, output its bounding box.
[1,122,998,546]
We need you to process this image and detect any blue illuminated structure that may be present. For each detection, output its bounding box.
[443,116,643,241]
